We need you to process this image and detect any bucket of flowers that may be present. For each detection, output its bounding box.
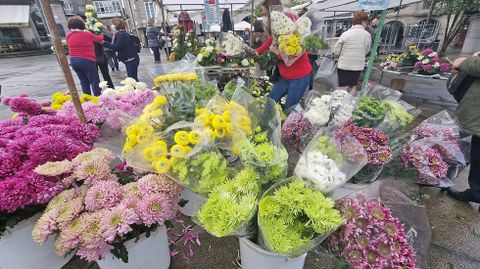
[414,48,452,76]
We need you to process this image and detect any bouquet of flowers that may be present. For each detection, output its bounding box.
[375,99,418,137]
[270,7,312,66]
[303,34,325,54]
[397,111,466,187]
[32,148,181,262]
[0,96,99,236]
[243,76,273,98]
[380,54,402,71]
[337,121,392,183]
[414,48,452,75]
[328,195,416,269]
[196,45,220,66]
[193,80,218,108]
[194,167,261,237]
[303,89,350,127]
[295,129,367,193]
[84,4,105,34]
[281,110,314,152]
[154,72,198,86]
[352,96,387,128]
[258,177,344,257]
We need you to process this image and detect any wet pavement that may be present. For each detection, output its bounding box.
[1,51,479,269]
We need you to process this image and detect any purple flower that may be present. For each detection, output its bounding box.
[414,61,422,68]
[2,95,43,116]
[422,64,433,72]
[431,56,440,63]
[422,47,434,56]
[440,62,451,73]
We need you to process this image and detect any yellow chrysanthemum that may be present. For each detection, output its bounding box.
[125,125,139,136]
[51,104,63,110]
[125,135,137,147]
[85,12,93,17]
[151,144,168,158]
[143,147,154,161]
[214,128,226,138]
[170,144,186,157]
[188,130,202,144]
[183,146,193,154]
[174,131,190,146]
[153,95,168,106]
[154,156,171,174]
[285,46,297,56]
[295,46,303,55]
[289,36,300,47]
[94,22,103,28]
[85,4,94,10]
[149,109,163,118]
[139,125,154,136]
[222,111,231,122]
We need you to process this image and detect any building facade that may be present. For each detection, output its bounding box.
[0,0,68,52]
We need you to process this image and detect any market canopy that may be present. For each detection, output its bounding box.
[161,0,249,13]
[0,5,30,28]
[309,0,423,18]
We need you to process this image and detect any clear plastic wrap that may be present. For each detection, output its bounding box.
[146,54,197,82]
[295,127,368,193]
[281,106,315,153]
[375,99,421,137]
[194,79,219,108]
[232,94,288,186]
[222,77,246,101]
[302,89,350,128]
[257,177,344,257]
[364,83,403,102]
[329,94,358,127]
[158,81,197,126]
[328,180,428,269]
[193,167,261,238]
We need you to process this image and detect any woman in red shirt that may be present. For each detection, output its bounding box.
[66,16,104,96]
[256,0,312,110]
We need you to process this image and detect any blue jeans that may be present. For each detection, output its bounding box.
[124,56,139,81]
[70,57,101,96]
[268,74,311,110]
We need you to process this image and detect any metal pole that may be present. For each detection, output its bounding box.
[38,0,86,123]
[158,0,169,58]
[360,9,388,95]
[250,0,254,47]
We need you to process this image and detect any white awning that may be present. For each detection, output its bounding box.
[309,0,423,18]
[0,5,30,28]
[234,20,251,31]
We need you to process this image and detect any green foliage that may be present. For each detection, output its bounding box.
[196,168,260,237]
[258,179,344,256]
[352,97,387,128]
[223,80,238,101]
[430,0,480,16]
[303,35,325,52]
[194,81,218,107]
[284,0,304,8]
[172,151,229,194]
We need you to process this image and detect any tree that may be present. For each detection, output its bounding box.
[430,0,480,53]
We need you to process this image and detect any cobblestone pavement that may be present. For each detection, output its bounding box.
[1,51,479,269]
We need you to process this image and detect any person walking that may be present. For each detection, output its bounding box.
[255,0,312,111]
[333,11,372,92]
[447,53,480,209]
[66,16,104,96]
[105,26,119,72]
[95,41,114,88]
[146,18,164,63]
[103,18,140,81]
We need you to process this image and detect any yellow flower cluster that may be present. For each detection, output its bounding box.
[278,33,302,56]
[123,95,168,154]
[50,92,99,110]
[154,73,198,85]
[195,102,252,141]
[85,4,95,10]
[385,54,404,64]
[142,130,203,174]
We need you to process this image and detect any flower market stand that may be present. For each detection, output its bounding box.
[97,225,170,269]
[0,214,72,269]
[239,238,307,269]
[371,68,456,107]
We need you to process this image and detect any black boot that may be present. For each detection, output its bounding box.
[447,189,480,203]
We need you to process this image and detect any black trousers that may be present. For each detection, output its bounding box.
[151,47,161,62]
[97,62,114,89]
[469,135,480,200]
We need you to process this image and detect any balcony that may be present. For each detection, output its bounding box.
[93,0,122,18]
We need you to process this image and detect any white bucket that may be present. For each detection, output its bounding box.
[97,225,170,269]
[239,238,307,269]
[0,214,72,269]
[179,188,204,217]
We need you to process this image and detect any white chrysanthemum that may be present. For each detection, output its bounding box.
[241,59,249,67]
[433,62,441,68]
[417,56,424,61]
[422,59,430,64]
[197,53,203,62]
[205,46,214,53]
[270,11,295,36]
[428,52,437,58]
[295,16,312,36]
[99,81,109,90]
[135,82,147,91]
[305,97,331,126]
[121,77,137,86]
[102,88,115,96]
[34,160,73,177]
[187,42,192,47]
[295,151,346,193]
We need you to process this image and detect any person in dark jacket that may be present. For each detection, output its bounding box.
[105,26,119,71]
[447,53,480,209]
[103,18,140,81]
[146,18,164,62]
[95,35,114,88]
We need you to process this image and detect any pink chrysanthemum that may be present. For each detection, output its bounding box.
[77,210,113,261]
[73,158,112,185]
[84,180,123,211]
[137,193,175,226]
[32,208,60,245]
[34,160,73,177]
[100,205,138,241]
[137,174,182,198]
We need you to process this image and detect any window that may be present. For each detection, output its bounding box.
[93,0,121,16]
[63,3,75,14]
[144,2,156,19]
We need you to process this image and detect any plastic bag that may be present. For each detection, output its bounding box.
[281,106,315,153]
[295,127,368,193]
[364,83,403,102]
[193,79,219,108]
[303,89,350,128]
[146,54,197,82]
[328,180,429,269]
[222,77,246,101]
[329,94,358,127]
[193,167,261,238]
[257,177,344,257]
[314,57,338,89]
[232,94,288,187]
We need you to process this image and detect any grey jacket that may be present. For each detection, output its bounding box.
[146,25,163,48]
[455,57,480,137]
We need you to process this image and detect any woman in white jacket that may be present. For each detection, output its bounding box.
[334,11,372,91]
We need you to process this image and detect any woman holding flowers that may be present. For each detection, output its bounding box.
[255,0,312,111]
[66,16,104,96]
[333,11,372,92]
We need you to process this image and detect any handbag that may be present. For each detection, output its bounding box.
[314,57,339,89]
[446,71,476,103]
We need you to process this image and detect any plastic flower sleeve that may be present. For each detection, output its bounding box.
[192,167,261,238]
[232,94,288,187]
[329,94,358,127]
[375,99,421,137]
[364,83,403,102]
[145,54,196,81]
[281,105,315,153]
[257,177,344,257]
[295,127,368,194]
[222,77,246,102]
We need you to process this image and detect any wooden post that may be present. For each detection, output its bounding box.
[39,0,86,123]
